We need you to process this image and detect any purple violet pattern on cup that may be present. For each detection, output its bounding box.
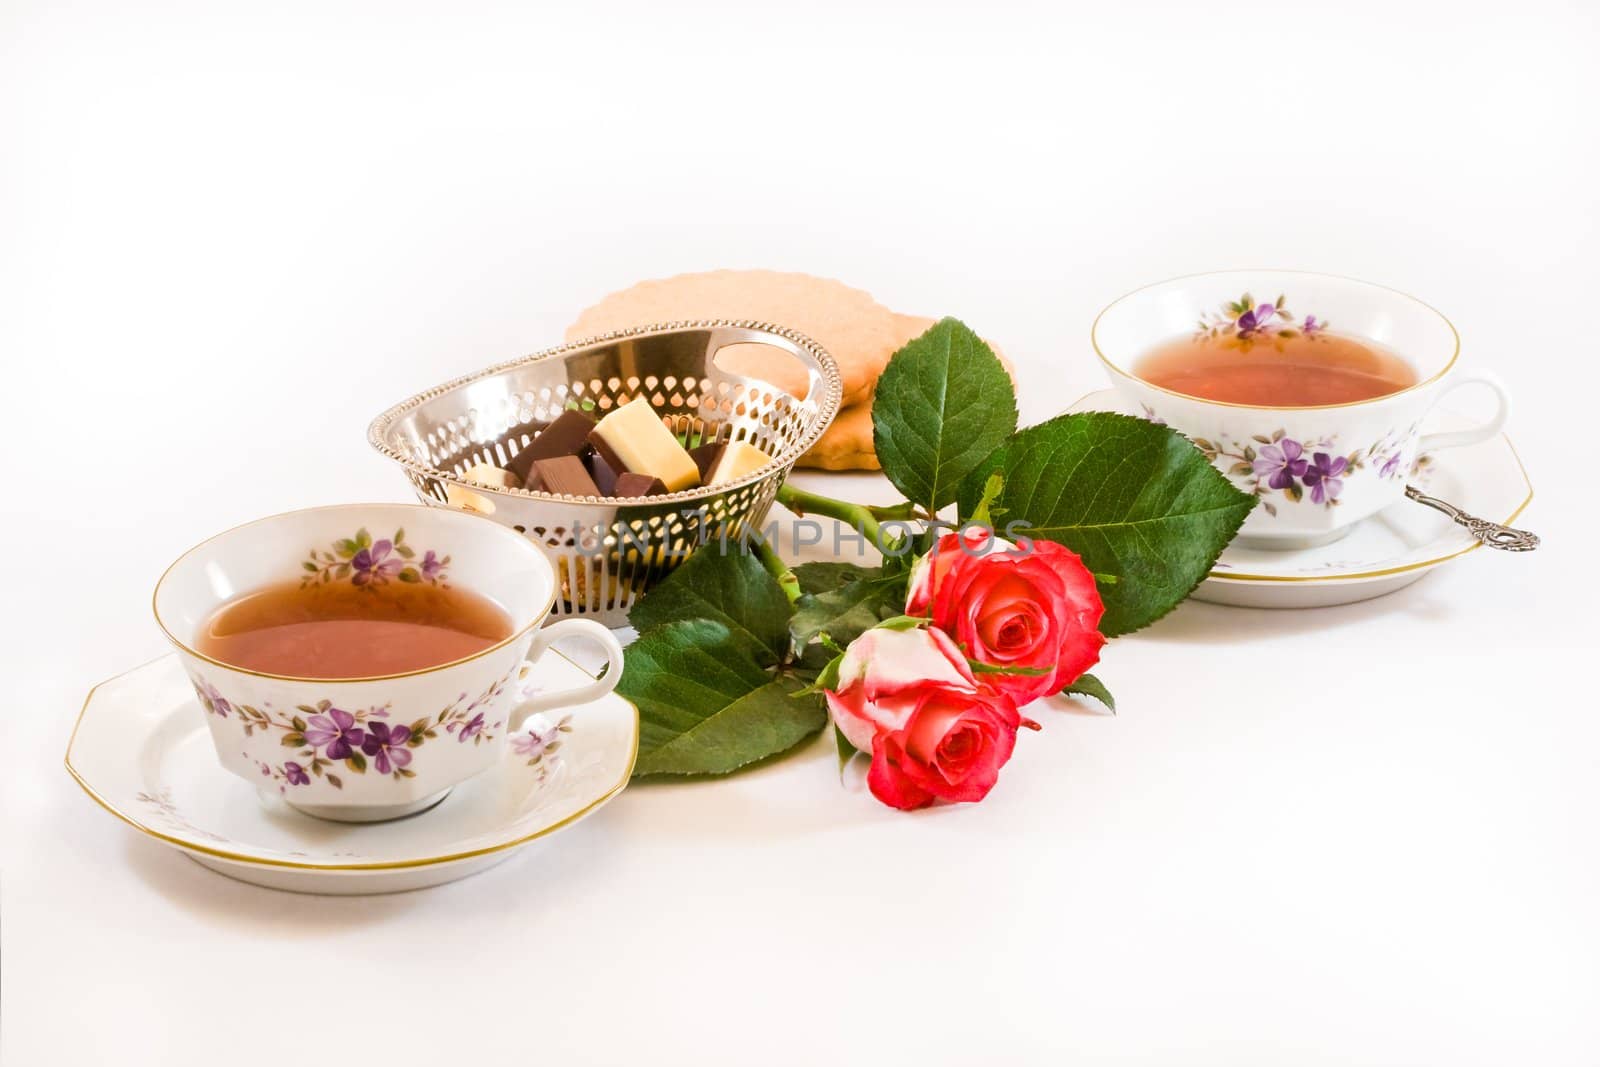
[301,527,451,589]
[362,722,414,774]
[512,713,575,782]
[189,661,516,794]
[304,708,365,760]
[1251,440,1309,490]
[1134,415,1432,517]
[1302,452,1349,505]
[1194,293,1328,347]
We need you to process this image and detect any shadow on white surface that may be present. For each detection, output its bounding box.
[1133,574,1467,645]
[115,802,630,913]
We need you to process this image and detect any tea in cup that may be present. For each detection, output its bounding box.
[1094,270,1510,548]
[153,503,624,821]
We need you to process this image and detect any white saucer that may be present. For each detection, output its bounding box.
[1066,390,1534,609]
[66,652,638,894]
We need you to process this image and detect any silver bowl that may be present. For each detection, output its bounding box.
[368,321,842,626]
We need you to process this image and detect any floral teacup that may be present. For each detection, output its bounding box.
[1094,270,1510,548]
[153,503,624,822]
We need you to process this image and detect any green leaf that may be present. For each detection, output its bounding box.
[355,528,372,549]
[957,411,1255,636]
[291,716,307,732]
[790,575,905,648]
[281,733,305,748]
[872,317,1018,512]
[792,561,882,596]
[793,650,844,696]
[301,561,319,573]
[968,660,1051,677]
[965,471,1006,528]
[395,544,416,559]
[1062,672,1115,712]
[346,751,367,774]
[628,545,794,662]
[620,620,826,776]
[397,568,420,583]
[326,774,343,789]
[335,539,358,559]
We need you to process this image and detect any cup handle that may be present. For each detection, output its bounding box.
[1416,370,1511,454]
[508,619,625,731]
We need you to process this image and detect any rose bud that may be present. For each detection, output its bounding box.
[907,529,1106,705]
[824,625,1032,811]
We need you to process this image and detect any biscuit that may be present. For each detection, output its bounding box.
[566,275,1014,472]
[565,270,906,408]
[795,403,879,470]
[796,315,1014,469]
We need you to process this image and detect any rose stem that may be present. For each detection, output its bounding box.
[775,482,884,549]
[752,537,803,606]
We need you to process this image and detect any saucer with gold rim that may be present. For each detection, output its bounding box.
[1066,389,1533,609]
[65,651,638,895]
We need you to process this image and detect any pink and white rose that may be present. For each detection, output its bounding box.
[824,626,1033,811]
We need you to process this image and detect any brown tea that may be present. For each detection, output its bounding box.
[196,579,513,678]
[1134,330,1418,406]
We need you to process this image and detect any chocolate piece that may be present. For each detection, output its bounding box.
[706,440,773,485]
[444,484,496,513]
[531,455,601,498]
[506,410,597,484]
[614,472,667,497]
[689,441,724,482]
[586,397,701,492]
[460,463,521,490]
[585,452,619,495]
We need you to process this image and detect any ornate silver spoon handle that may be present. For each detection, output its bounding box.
[1404,485,1540,551]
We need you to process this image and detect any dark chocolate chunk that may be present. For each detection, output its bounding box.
[585,452,619,495]
[531,455,601,497]
[614,472,667,497]
[689,442,724,482]
[585,429,626,481]
[507,410,597,483]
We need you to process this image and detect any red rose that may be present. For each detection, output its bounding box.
[824,626,1032,811]
[907,530,1105,704]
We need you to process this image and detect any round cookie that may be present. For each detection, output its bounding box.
[565,270,908,409]
[794,313,1015,470]
[795,403,880,471]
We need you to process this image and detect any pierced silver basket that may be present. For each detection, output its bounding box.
[368,321,842,627]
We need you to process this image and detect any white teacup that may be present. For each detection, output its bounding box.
[1094,270,1510,548]
[153,503,624,822]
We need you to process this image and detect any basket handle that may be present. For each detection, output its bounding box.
[701,324,838,409]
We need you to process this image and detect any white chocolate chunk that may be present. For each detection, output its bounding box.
[444,484,495,513]
[460,463,520,489]
[444,463,518,512]
[590,397,701,492]
[707,440,773,485]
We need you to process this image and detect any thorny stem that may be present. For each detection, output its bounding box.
[776,482,885,549]
[753,537,803,606]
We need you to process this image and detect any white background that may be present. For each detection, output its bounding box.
[3,2,1597,1064]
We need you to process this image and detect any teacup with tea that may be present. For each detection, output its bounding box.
[154,503,625,822]
[1094,270,1510,547]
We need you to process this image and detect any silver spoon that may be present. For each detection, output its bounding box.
[1405,485,1540,551]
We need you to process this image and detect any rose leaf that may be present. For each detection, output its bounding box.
[628,544,795,663]
[789,575,906,648]
[872,317,1018,513]
[1061,673,1115,712]
[958,411,1255,636]
[792,561,884,595]
[620,620,826,777]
